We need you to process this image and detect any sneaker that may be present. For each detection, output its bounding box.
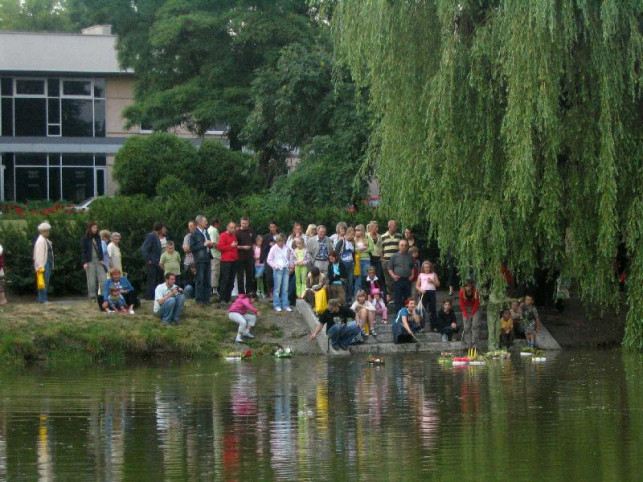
[106,310,115,315]
[243,332,255,339]
[442,333,448,342]
[129,309,135,315]
[285,307,293,312]
[275,307,282,312]
[371,330,378,337]
[235,336,243,343]
[361,330,368,337]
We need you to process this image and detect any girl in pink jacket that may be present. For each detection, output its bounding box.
[228,292,261,343]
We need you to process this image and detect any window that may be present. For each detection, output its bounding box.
[61,99,94,137]
[14,99,46,136]
[63,79,92,97]
[16,79,45,96]
[2,153,106,202]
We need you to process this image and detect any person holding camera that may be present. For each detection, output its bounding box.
[154,273,185,324]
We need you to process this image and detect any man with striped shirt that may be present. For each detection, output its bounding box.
[380,219,402,302]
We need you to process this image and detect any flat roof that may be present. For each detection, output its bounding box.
[0,31,133,75]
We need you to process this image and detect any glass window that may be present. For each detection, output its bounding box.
[1,78,12,96]
[1,98,13,136]
[62,154,93,166]
[93,79,106,98]
[15,153,47,166]
[96,169,105,196]
[48,98,60,124]
[2,154,15,201]
[61,99,93,136]
[63,80,92,96]
[15,98,47,136]
[48,78,60,97]
[62,167,94,202]
[16,79,45,96]
[48,125,61,136]
[49,167,61,200]
[94,99,105,137]
[48,154,61,166]
[95,156,106,166]
[16,167,47,201]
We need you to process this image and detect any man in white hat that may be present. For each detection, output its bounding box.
[33,222,53,303]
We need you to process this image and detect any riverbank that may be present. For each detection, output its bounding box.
[0,298,318,367]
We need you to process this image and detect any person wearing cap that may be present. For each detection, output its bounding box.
[33,222,54,303]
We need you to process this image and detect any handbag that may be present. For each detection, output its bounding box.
[36,267,45,290]
[314,288,328,314]
[354,251,361,276]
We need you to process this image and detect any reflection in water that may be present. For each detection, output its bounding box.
[0,351,641,480]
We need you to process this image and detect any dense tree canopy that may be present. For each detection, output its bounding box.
[335,0,643,348]
[0,0,75,31]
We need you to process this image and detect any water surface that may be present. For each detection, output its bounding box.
[0,350,641,481]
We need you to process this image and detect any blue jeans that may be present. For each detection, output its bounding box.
[195,262,211,304]
[37,259,52,303]
[393,277,412,315]
[272,269,290,309]
[158,294,185,323]
[327,321,361,349]
[341,260,355,302]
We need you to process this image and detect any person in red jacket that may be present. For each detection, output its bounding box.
[459,279,481,349]
[217,221,239,302]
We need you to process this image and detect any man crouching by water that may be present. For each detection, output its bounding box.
[310,298,362,351]
[154,273,185,324]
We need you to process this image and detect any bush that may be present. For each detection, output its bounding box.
[0,210,89,296]
[113,132,200,197]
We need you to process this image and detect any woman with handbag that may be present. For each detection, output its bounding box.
[33,222,53,303]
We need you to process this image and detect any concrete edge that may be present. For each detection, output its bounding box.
[536,321,562,350]
[296,299,350,357]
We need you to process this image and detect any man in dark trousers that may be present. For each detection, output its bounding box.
[260,221,279,300]
[388,239,414,315]
[190,215,214,306]
[141,222,163,300]
[235,216,256,294]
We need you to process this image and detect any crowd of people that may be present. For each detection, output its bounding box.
[27,216,538,349]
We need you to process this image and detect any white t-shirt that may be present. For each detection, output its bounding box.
[154,282,178,313]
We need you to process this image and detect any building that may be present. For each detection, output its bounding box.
[0,26,224,203]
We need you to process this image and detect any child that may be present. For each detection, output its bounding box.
[520,295,540,348]
[254,236,265,298]
[159,241,182,286]
[499,308,514,348]
[510,300,525,338]
[293,237,310,298]
[351,289,377,336]
[409,246,420,298]
[371,288,388,323]
[416,260,440,331]
[362,266,384,296]
[327,251,346,304]
[438,298,459,342]
[106,285,127,314]
[228,292,260,343]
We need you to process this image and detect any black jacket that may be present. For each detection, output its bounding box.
[190,228,212,263]
[81,234,104,264]
[141,232,162,265]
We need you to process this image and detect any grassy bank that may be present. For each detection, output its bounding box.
[0,300,284,367]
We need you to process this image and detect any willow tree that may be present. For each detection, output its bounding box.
[335,1,643,348]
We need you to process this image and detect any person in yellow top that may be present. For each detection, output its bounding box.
[499,308,514,349]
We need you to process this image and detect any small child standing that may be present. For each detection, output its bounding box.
[371,288,388,323]
[499,308,514,348]
[106,285,127,314]
[293,237,309,298]
[228,292,260,343]
[520,295,540,348]
[159,241,182,286]
[254,236,265,298]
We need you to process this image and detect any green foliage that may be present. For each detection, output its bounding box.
[336,1,643,347]
[0,211,89,296]
[113,133,200,197]
[0,0,76,32]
